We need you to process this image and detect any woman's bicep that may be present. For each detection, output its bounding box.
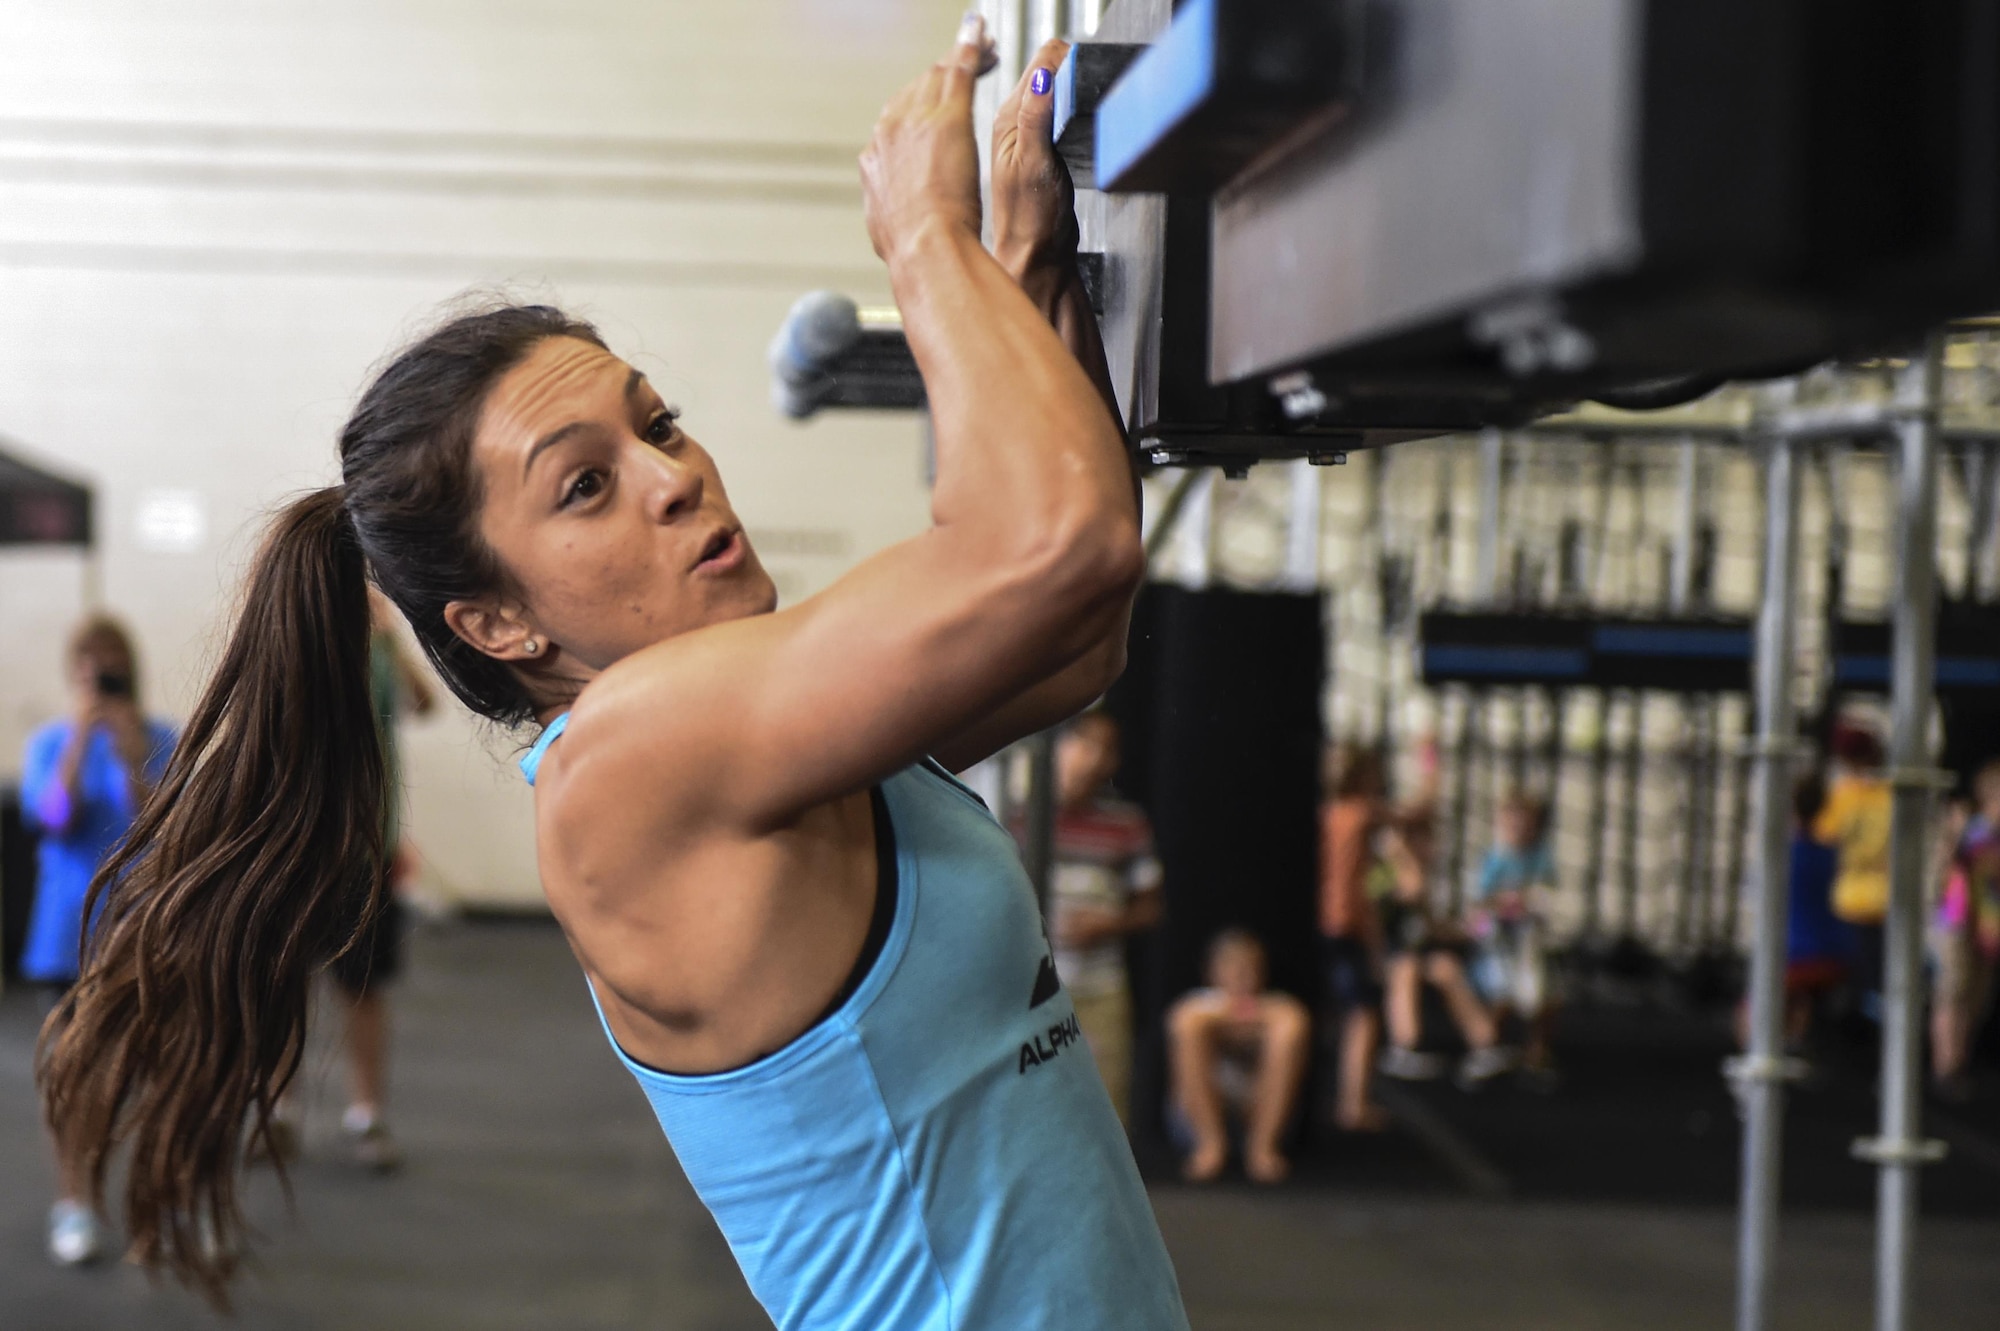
[567,532,1130,829]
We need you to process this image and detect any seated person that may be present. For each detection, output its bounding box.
[1375,821,1513,1086]
[1167,929,1312,1184]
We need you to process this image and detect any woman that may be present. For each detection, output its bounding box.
[39,22,1188,1329]
[20,615,175,1265]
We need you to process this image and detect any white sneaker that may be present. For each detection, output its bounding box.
[1378,1046,1447,1080]
[48,1201,105,1267]
[343,1105,402,1174]
[1457,1045,1520,1087]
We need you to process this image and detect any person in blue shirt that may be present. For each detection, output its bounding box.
[41,22,1190,1328]
[1469,792,1557,1078]
[20,615,174,1267]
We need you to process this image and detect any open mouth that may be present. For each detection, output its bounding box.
[692,527,742,572]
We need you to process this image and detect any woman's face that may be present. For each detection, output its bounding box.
[457,336,777,678]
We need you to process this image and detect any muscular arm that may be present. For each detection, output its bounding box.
[934,259,1136,771]
[934,40,1139,772]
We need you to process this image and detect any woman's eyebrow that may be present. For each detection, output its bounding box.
[522,421,599,479]
[522,369,648,479]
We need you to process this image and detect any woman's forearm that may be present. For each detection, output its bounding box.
[1014,260,1122,436]
[889,222,1138,574]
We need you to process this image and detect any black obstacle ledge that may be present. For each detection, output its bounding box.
[0,445,91,547]
[1421,607,2000,695]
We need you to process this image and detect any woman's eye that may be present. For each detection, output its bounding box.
[645,409,681,446]
[564,469,605,506]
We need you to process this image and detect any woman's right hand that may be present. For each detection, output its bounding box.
[859,15,996,265]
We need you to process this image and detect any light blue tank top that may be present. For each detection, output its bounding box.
[520,718,1188,1331]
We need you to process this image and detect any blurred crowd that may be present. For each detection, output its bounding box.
[15,615,1999,1250]
[1028,711,2000,1188]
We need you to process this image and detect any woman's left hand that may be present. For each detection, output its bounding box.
[989,38,1078,287]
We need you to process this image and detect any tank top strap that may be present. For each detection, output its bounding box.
[519,713,571,786]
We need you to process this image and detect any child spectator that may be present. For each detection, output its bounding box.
[1815,721,1892,1010]
[1046,712,1162,1126]
[1376,817,1514,1086]
[1167,929,1312,1183]
[1932,761,2000,1101]
[1469,792,1558,1077]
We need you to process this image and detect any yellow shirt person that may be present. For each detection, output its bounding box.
[1814,772,1892,925]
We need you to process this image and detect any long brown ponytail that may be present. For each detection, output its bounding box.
[38,486,384,1302]
[37,303,603,1305]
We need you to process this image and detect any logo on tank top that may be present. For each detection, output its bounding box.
[1018,1010,1083,1074]
[1029,955,1062,1009]
[1019,949,1078,1074]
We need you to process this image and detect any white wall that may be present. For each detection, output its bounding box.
[0,0,965,906]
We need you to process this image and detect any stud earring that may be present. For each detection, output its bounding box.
[523,639,540,656]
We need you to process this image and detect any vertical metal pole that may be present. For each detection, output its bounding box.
[1445,688,1480,915]
[1871,339,1947,1331]
[1616,691,1645,941]
[1022,731,1058,919]
[1476,427,1504,602]
[1960,443,1992,600]
[1736,434,1801,1331]
[1579,691,1612,945]
[1669,435,1701,615]
[1718,703,1753,952]
[1283,457,1324,594]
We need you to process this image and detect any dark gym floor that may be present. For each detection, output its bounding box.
[4,920,1997,1331]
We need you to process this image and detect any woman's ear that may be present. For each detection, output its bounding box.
[443,598,542,663]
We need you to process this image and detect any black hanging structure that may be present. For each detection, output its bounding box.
[0,442,92,548]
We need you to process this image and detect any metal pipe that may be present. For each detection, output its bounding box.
[1476,427,1504,602]
[1871,339,1948,1331]
[1669,436,1700,613]
[1735,433,1802,1331]
[1141,468,1202,562]
[1718,705,1752,952]
[1578,691,1613,946]
[1615,691,1644,941]
[1021,731,1058,919]
[1444,688,1479,915]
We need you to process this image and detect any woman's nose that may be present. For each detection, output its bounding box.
[641,451,703,524]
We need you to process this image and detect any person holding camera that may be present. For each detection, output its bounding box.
[19,615,175,1267]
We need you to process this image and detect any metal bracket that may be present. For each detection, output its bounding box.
[1723,1054,1810,1087]
[1851,1136,1950,1166]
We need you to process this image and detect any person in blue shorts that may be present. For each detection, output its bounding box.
[20,615,174,1267]
[41,19,1191,1328]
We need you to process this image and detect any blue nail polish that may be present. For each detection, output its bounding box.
[1030,67,1051,96]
